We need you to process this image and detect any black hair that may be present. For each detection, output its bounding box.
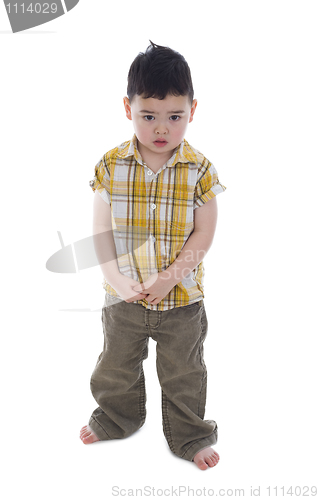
[127,41,194,103]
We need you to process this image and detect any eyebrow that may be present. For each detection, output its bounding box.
[139,110,186,114]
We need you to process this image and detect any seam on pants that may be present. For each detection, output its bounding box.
[161,390,175,454]
[197,305,207,419]
[161,302,205,457]
[137,338,148,426]
[148,311,161,330]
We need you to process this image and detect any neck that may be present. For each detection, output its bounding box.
[137,140,175,170]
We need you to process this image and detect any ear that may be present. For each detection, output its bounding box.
[189,99,198,123]
[123,96,132,120]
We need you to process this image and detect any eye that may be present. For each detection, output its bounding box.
[144,115,155,121]
[170,115,181,121]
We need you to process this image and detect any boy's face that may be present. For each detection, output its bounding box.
[123,94,197,164]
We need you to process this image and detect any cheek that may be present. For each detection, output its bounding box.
[134,120,147,138]
[136,126,151,142]
[171,123,186,140]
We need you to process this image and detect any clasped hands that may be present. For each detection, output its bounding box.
[111,271,176,305]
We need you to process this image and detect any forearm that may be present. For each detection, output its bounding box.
[163,229,214,285]
[164,197,218,286]
[93,224,121,285]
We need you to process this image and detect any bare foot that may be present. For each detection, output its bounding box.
[79,425,100,444]
[193,447,220,470]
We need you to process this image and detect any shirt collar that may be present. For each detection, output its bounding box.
[116,134,198,166]
[173,139,198,165]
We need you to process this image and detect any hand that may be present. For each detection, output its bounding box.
[132,271,176,305]
[109,274,148,303]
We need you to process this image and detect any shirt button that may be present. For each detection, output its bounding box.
[147,170,152,175]
[151,204,156,210]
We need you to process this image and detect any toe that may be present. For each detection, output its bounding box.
[195,459,209,471]
[206,456,216,468]
[80,426,90,437]
[211,451,219,462]
[82,433,96,444]
[81,430,91,439]
[81,434,91,444]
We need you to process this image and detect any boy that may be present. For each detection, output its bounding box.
[80,42,226,471]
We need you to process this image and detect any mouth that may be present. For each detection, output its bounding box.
[154,139,168,147]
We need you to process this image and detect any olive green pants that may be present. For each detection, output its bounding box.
[89,295,218,462]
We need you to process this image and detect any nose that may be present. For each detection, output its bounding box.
[155,121,168,135]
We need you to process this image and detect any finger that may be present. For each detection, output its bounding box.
[126,293,148,303]
[132,284,146,292]
[146,295,158,304]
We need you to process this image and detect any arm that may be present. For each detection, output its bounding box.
[92,190,120,284]
[93,192,147,302]
[133,197,218,304]
[165,196,218,283]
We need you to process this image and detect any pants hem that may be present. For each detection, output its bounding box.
[181,425,218,462]
[88,416,111,441]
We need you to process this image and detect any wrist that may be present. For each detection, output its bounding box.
[104,268,122,288]
[160,267,180,287]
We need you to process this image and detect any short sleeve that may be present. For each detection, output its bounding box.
[89,155,111,205]
[194,159,226,209]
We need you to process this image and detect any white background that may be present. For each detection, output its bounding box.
[1,1,318,498]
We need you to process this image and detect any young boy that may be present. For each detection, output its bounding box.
[80,42,226,471]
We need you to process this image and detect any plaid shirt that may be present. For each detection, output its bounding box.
[89,135,226,311]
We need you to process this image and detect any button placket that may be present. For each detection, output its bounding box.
[143,162,155,241]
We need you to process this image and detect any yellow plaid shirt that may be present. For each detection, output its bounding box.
[89,135,226,311]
